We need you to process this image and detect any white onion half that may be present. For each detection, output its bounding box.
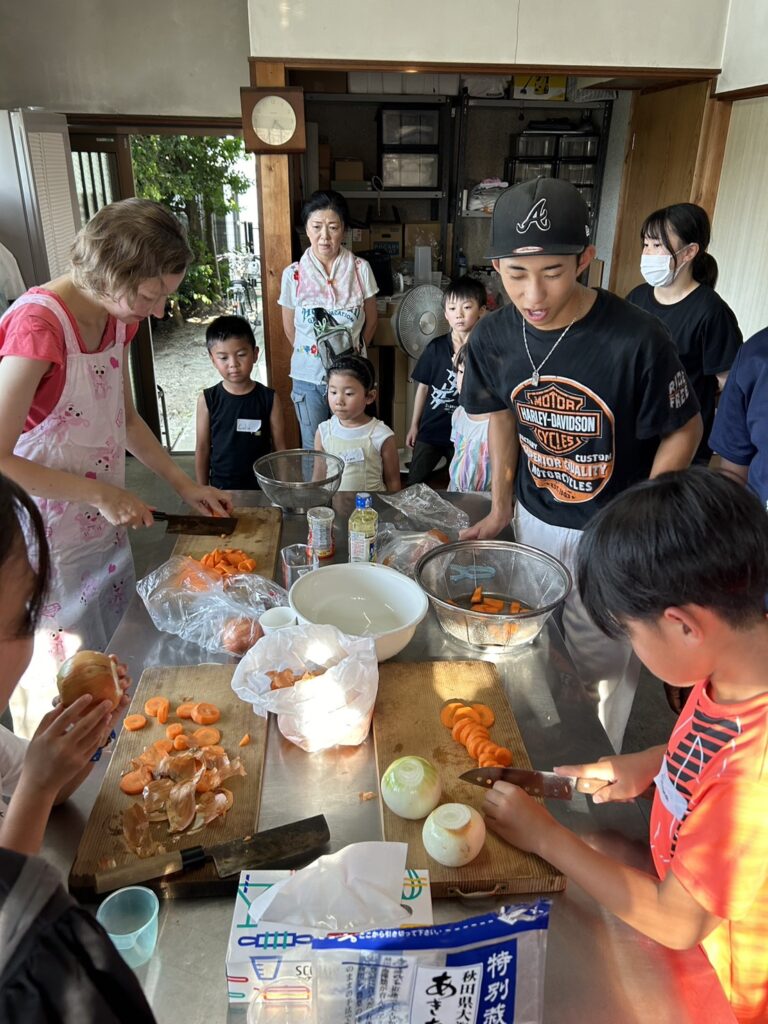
[380,756,442,820]
[422,803,486,867]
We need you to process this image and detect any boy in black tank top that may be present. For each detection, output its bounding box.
[195,316,286,490]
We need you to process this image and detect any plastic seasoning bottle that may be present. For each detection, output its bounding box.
[348,492,378,563]
[307,506,335,559]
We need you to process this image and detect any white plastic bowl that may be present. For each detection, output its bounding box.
[289,562,428,661]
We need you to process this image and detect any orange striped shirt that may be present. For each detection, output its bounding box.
[651,679,768,1022]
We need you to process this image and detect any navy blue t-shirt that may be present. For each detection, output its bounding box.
[412,333,458,446]
[709,325,768,507]
[204,381,274,490]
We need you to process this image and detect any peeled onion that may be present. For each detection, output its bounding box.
[56,650,120,709]
[422,803,486,867]
[380,756,442,820]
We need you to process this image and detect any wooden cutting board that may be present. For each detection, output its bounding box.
[70,664,267,899]
[373,660,565,898]
[171,506,282,579]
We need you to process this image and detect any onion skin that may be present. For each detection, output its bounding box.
[56,650,120,710]
[380,756,442,820]
[422,803,486,867]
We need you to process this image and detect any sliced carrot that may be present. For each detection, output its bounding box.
[509,600,522,614]
[192,726,222,747]
[452,706,481,725]
[190,702,221,726]
[452,718,474,744]
[154,738,174,754]
[238,733,251,747]
[239,558,256,572]
[471,703,496,728]
[173,734,190,750]
[479,757,502,768]
[165,723,184,739]
[439,701,465,728]
[494,747,514,767]
[481,597,505,613]
[119,766,152,795]
[176,702,196,719]
[144,696,170,723]
[470,585,483,605]
[124,714,147,731]
[466,731,491,760]
[475,740,498,761]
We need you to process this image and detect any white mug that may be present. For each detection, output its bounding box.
[259,606,298,634]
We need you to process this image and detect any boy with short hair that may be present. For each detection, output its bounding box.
[195,315,286,490]
[406,276,486,485]
[461,177,703,750]
[484,468,768,1023]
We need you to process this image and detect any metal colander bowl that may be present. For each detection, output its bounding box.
[253,450,345,514]
[415,540,571,650]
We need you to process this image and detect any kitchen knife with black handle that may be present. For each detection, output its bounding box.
[94,814,330,893]
[460,767,610,800]
[151,510,238,535]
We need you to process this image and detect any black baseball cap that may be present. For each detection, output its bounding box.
[486,177,591,259]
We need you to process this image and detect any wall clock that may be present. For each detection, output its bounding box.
[240,87,306,154]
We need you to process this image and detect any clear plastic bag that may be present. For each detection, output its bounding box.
[376,527,450,579]
[137,555,287,656]
[378,484,470,534]
[231,624,378,751]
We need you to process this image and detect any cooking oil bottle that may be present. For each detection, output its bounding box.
[348,492,378,563]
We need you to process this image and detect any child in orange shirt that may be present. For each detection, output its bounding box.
[484,467,768,1023]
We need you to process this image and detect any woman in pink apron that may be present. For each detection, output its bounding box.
[0,199,232,735]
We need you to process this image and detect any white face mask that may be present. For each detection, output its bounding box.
[640,246,690,288]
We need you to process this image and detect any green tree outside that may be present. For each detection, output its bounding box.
[130,135,250,313]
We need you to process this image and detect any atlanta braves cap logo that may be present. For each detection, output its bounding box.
[517,198,550,234]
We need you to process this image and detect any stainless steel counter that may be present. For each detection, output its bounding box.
[42,491,735,1023]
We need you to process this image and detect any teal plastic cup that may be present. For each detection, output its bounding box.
[96,886,159,968]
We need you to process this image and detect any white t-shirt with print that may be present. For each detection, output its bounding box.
[0,724,27,799]
[278,253,378,385]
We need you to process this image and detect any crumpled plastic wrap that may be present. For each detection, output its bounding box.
[137,555,287,656]
[378,483,470,534]
[231,623,378,751]
[376,525,450,579]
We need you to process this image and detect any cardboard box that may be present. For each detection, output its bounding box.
[334,159,364,181]
[344,227,371,253]
[404,222,441,262]
[226,868,432,1004]
[370,223,403,258]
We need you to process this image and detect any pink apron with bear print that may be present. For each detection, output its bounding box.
[1,293,133,735]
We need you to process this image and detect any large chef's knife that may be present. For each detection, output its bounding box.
[460,767,609,800]
[152,510,238,535]
[94,814,330,894]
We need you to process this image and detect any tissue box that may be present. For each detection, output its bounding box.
[226,868,433,1004]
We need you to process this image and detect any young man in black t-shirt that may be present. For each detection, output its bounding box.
[462,178,703,750]
[406,276,486,484]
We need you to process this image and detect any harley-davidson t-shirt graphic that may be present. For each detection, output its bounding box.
[512,377,614,503]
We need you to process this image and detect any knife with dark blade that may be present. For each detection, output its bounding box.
[93,814,330,894]
[460,767,610,800]
[152,510,238,535]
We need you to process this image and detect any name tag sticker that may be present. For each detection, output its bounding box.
[342,447,365,464]
[654,766,688,821]
[237,418,262,434]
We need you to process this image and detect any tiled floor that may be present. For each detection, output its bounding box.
[125,454,677,755]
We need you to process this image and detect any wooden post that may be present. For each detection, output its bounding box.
[249,60,299,448]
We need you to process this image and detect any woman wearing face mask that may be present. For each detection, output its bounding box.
[627,203,742,464]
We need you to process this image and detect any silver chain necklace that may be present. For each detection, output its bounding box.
[522,316,578,386]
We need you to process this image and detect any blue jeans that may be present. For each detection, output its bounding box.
[291,379,330,449]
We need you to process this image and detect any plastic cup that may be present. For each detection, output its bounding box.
[96,886,159,969]
[259,606,298,634]
[280,543,319,590]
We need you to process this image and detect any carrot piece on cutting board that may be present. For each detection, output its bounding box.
[190,702,221,726]
[119,766,152,795]
[439,701,465,728]
[144,696,170,723]
[123,714,147,731]
[471,703,495,728]
[192,726,221,747]
[451,718,474,744]
[494,747,514,767]
[173,734,190,750]
[175,702,196,719]
[153,739,174,754]
[165,723,184,739]
[452,706,480,725]
[239,733,251,747]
